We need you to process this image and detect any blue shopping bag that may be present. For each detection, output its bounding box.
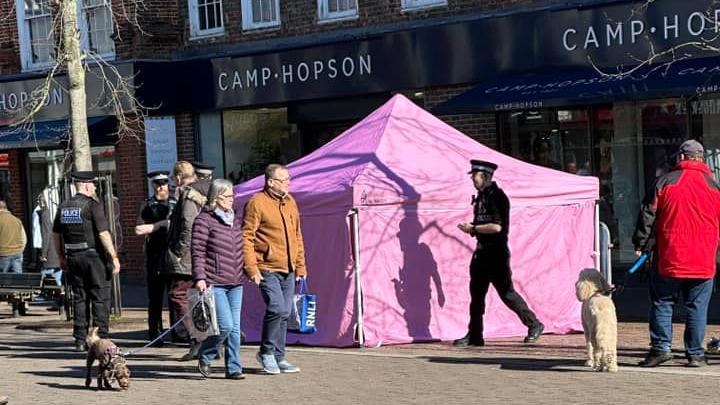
[288,278,317,334]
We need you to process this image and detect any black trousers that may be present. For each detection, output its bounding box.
[66,249,111,342]
[146,256,170,340]
[468,246,538,343]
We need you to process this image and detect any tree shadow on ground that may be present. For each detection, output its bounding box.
[23,364,205,381]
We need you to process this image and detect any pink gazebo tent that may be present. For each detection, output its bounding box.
[234,94,599,347]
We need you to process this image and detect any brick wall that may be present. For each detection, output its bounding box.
[180,0,537,48]
[0,1,21,74]
[424,85,498,148]
[174,113,197,162]
[115,121,148,281]
[6,150,26,218]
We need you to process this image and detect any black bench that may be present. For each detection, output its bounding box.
[0,273,44,317]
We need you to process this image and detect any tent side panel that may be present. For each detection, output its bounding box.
[240,212,358,347]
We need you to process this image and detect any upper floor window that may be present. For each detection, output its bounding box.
[16,0,56,70]
[401,0,447,11]
[189,0,224,38]
[317,0,358,22]
[80,0,116,58]
[241,0,280,30]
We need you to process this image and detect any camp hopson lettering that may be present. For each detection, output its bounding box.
[562,9,720,51]
[0,87,63,113]
[217,54,372,91]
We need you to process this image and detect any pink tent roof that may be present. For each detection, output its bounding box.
[234,94,598,208]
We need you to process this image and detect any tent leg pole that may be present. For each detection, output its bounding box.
[594,202,600,271]
[351,209,365,347]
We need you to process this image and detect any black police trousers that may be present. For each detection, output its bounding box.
[145,256,170,340]
[468,246,539,343]
[66,249,111,342]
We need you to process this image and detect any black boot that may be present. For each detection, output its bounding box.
[524,322,544,343]
[453,333,484,347]
[638,349,673,367]
[180,339,200,361]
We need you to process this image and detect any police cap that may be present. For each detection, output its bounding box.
[192,162,215,176]
[468,159,498,175]
[70,171,98,183]
[147,170,170,183]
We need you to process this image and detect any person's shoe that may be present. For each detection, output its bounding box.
[256,352,280,375]
[179,340,200,361]
[198,361,212,378]
[687,355,707,368]
[524,323,544,343]
[277,359,300,373]
[452,333,484,347]
[74,340,87,352]
[226,372,246,380]
[638,350,673,367]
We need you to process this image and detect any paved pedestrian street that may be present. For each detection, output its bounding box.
[1,305,720,405]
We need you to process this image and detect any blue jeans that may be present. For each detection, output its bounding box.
[198,285,244,375]
[648,272,713,356]
[259,271,295,361]
[0,255,22,273]
[42,268,63,285]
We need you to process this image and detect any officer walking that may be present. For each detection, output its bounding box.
[53,171,120,352]
[453,160,544,347]
[135,170,174,345]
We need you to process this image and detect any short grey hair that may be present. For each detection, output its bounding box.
[206,179,234,210]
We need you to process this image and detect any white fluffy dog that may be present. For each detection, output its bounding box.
[575,268,618,372]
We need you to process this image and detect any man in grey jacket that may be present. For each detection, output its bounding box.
[165,161,212,360]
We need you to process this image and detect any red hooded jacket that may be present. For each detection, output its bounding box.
[633,160,720,279]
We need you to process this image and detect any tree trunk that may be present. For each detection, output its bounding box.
[61,0,92,171]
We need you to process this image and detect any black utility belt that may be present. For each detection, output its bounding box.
[66,247,97,255]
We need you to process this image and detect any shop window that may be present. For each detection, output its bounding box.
[189,0,224,38]
[16,0,56,70]
[80,0,116,58]
[196,112,225,178]
[689,97,720,180]
[401,0,447,11]
[222,108,299,184]
[242,0,280,30]
[317,0,358,23]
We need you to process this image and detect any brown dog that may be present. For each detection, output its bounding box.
[84,327,131,390]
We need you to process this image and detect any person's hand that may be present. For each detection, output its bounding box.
[457,222,474,234]
[39,256,47,262]
[134,224,154,236]
[196,279,207,293]
[250,273,263,285]
[634,250,643,257]
[111,257,121,275]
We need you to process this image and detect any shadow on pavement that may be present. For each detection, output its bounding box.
[36,382,90,391]
[424,356,588,372]
[24,364,205,381]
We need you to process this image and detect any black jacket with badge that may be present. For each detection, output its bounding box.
[472,182,510,248]
[53,193,110,258]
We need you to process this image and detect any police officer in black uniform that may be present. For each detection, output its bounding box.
[453,160,544,347]
[53,171,121,352]
[135,170,175,344]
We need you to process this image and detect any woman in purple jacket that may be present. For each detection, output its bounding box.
[192,179,246,379]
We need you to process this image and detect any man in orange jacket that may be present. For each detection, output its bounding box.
[633,139,720,368]
[243,163,307,375]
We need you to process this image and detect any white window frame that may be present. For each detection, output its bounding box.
[16,0,56,71]
[78,0,116,60]
[317,0,358,23]
[401,0,447,12]
[188,0,225,39]
[241,0,281,31]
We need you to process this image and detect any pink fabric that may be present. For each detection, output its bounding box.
[234,94,598,347]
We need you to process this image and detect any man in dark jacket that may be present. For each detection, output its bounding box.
[453,159,543,347]
[165,161,212,360]
[633,140,720,368]
[135,171,174,344]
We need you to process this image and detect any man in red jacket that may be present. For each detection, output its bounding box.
[633,139,720,368]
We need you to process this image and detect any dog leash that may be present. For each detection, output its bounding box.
[122,312,189,357]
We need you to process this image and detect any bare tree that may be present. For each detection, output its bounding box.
[5,0,148,171]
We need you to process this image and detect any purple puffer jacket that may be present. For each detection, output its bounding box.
[191,210,245,285]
